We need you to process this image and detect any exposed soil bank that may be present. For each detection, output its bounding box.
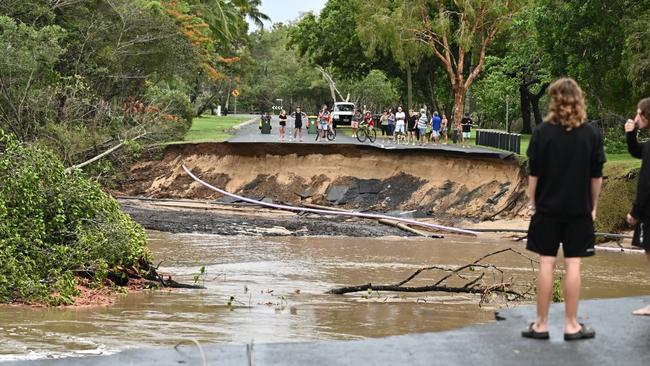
[117,143,528,221]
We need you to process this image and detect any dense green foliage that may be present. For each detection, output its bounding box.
[0,0,266,164]
[284,0,649,136]
[0,131,149,305]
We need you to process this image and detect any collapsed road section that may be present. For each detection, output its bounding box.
[118,142,528,226]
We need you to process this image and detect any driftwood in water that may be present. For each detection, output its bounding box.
[327,248,537,304]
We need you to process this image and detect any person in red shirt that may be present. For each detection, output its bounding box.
[363,111,374,129]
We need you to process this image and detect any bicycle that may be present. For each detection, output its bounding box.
[315,124,337,141]
[355,121,376,143]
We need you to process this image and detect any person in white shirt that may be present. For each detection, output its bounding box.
[394,106,406,145]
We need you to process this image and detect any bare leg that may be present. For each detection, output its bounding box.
[563,257,582,333]
[633,252,650,315]
[533,255,556,333]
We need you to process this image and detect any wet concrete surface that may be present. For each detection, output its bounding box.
[228,115,513,160]
[6,296,649,365]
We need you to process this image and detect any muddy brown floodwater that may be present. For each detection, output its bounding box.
[1,231,649,361]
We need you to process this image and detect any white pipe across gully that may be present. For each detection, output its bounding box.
[182,165,479,237]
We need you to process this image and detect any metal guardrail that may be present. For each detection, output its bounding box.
[475,130,521,154]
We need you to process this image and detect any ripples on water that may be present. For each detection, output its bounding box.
[1,231,649,361]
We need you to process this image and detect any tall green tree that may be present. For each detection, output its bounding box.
[533,0,649,115]
[0,16,64,140]
[403,0,527,129]
[357,0,430,109]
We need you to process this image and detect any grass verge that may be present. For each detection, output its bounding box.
[183,115,251,142]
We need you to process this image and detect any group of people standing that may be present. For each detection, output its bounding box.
[377,107,474,147]
[522,77,650,342]
[276,108,308,142]
[271,104,475,146]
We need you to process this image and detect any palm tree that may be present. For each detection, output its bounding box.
[230,0,270,29]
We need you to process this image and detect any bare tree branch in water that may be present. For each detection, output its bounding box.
[327,248,537,304]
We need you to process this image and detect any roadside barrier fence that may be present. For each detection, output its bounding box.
[475,130,521,154]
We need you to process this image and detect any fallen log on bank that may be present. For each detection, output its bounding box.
[300,202,442,238]
[181,165,478,237]
[73,259,206,290]
[327,248,537,304]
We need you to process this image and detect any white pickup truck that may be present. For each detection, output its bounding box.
[331,102,355,127]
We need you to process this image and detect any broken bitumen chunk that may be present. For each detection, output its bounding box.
[326,185,349,202]
[338,185,360,205]
[359,179,382,194]
[218,196,241,204]
[295,191,312,199]
[487,184,511,205]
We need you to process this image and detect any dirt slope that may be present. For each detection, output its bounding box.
[119,143,527,220]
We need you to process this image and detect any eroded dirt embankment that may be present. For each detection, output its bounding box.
[118,143,527,221]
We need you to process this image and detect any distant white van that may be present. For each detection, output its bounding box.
[331,102,355,126]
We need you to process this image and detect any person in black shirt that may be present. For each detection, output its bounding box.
[278,110,288,142]
[461,113,472,147]
[624,97,650,316]
[522,78,605,341]
[291,107,307,142]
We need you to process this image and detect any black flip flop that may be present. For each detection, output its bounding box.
[564,323,596,341]
[521,323,549,340]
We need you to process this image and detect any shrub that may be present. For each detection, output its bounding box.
[144,83,194,140]
[0,130,149,305]
[603,127,628,155]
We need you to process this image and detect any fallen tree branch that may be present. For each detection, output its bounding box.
[316,66,348,102]
[327,248,536,303]
[66,132,147,173]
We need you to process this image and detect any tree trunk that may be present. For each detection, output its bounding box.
[520,83,532,134]
[426,75,440,113]
[527,83,549,129]
[406,64,413,110]
[452,85,466,130]
[196,92,219,117]
[224,78,232,112]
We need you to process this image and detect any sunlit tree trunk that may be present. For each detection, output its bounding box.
[406,64,413,110]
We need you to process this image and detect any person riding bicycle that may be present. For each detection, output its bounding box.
[363,111,375,129]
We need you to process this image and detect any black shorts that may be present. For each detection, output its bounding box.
[279,121,286,126]
[632,221,650,251]
[527,213,595,257]
[295,121,302,129]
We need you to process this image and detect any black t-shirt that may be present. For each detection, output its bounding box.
[461,117,472,132]
[407,115,417,129]
[527,122,605,217]
[293,112,303,123]
[627,131,650,220]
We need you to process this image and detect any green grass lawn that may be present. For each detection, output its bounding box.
[183,115,251,142]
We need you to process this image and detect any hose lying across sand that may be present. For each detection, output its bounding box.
[181,165,479,237]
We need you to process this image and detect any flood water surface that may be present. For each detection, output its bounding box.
[1,232,649,361]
